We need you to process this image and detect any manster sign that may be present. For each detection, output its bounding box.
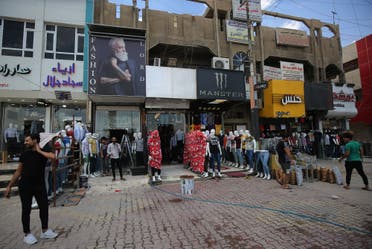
[197,68,245,101]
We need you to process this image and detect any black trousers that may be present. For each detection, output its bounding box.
[345,161,369,185]
[111,158,122,178]
[19,183,48,234]
[151,167,161,176]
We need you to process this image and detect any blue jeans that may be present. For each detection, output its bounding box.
[246,150,254,169]
[236,148,244,166]
[232,149,238,164]
[209,153,221,172]
[257,151,270,176]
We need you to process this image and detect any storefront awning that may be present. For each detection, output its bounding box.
[325,108,358,119]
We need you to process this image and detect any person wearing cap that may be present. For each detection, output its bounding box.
[338,131,369,190]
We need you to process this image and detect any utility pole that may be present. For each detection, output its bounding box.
[244,0,260,139]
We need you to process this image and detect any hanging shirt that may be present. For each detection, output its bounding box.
[209,136,220,154]
[88,138,98,154]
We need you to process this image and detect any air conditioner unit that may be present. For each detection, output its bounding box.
[153,57,161,66]
[212,57,230,69]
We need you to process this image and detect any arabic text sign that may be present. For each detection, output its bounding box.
[263,66,281,81]
[276,28,309,47]
[226,20,249,45]
[280,61,304,82]
[281,95,302,105]
[232,0,262,22]
[43,62,83,88]
[0,64,31,77]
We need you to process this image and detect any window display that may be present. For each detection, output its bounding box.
[1,103,46,161]
[52,106,86,132]
[95,108,140,140]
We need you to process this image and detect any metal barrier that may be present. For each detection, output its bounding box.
[51,148,81,207]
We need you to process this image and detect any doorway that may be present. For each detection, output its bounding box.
[146,112,186,164]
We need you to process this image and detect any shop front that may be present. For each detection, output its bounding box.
[259,79,305,135]
[194,67,246,134]
[323,83,358,131]
[0,56,86,162]
[88,26,146,139]
[145,66,195,163]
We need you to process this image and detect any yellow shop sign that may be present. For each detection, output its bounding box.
[260,79,305,118]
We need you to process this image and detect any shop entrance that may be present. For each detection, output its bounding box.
[146,112,186,164]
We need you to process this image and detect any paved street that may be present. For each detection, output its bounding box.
[0,160,372,249]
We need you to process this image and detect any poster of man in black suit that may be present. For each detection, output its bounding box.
[89,36,146,96]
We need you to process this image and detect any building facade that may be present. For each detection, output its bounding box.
[343,35,372,155]
[0,0,87,162]
[88,0,346,159]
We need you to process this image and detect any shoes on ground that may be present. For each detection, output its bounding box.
[24,233,38,245]
[248,168,254,174]
[217,172,222,178]
[40,229,58,239]
[267,175,271,180]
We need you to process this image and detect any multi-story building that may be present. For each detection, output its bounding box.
[0,0,87,162]
[88,0,349,161]
[343,34,372,155]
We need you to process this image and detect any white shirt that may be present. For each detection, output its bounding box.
[107,142,121,159]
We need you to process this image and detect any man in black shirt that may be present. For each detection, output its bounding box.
[5,134,58,245]
[276,134,296,189]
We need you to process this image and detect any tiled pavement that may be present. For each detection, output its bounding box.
[0,160,371,249]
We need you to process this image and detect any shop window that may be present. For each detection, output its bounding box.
[52,106,86,132]
[1,104,46,162]
[0,19,35,57]
[95,109,140,139]
[44,24,84,61]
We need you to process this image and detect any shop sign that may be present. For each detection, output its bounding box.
[333,91,355,102]
[263,65,281,81]
[197,68,245,101]
[0,62,37,90]
[280,61,304,81]
[88,35,146,96]
[226,20,249,45]
[254,82,268,90]
[326,84,357,119]
[231,0,262,22]
[43,62,83,88]
[260,80,305,118]
[281,95,302,105]
[276,28,309,47]
[276,111,290,117]
[0,63,31,77]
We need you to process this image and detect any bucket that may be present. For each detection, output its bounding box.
[180,175,194,195]
[79,175,88,188]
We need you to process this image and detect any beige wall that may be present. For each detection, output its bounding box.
[94,0,343,81]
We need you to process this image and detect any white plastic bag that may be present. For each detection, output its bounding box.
[332,165,343,185]
[295,165,303,186]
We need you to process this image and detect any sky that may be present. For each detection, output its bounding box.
[109,0,372,47]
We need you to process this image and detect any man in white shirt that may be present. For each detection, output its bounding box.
[107,137,125,181]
